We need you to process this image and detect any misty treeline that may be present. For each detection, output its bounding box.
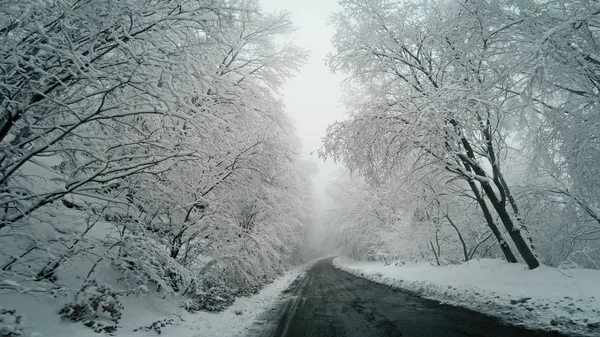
[0,0,314,318]
[321,0,600,270]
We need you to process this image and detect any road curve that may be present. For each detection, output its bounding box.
[253,257,566,337]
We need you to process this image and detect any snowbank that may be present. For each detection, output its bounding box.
[333,257,600,337]
[0,268,304,337]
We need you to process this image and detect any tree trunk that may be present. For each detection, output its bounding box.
[455,133,539,269]
[430,241,440,266]
[0,112,17,144]
[467,180,518,263]
[435,231,441,257]
[480,123,540,269]
[498,172,539,259]
[480,181,540,269]
[445,215,469,262]
[449,138,519,264]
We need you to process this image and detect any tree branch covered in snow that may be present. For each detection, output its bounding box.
[321,0,600,270]
[0,0,314,333]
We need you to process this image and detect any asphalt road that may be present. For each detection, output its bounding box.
[254,257,566,337]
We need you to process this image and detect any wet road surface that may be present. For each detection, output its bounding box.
[253,257,566,337]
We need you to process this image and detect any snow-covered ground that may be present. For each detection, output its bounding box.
[334,257,600,337]
[1,268,304,337]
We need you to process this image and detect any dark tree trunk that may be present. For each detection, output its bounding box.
[498,171,538,259]
[445,134,519,264]
[466,180,518,263]
[430,241,440,266]
[435,231,441,257]
[479,181,540,269]
[456,133,539,270]
[481,122,540,269]
[0,113,17,144]
[445,215,469,262]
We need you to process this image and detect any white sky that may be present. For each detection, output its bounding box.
[260,0,347,213]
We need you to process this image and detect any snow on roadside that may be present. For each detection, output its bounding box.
[333,257,600,337]
[168,267,306,337]
[0,267,305,337]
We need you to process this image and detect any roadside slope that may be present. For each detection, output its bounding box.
[1,267,304,337]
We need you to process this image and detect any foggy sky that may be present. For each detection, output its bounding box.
[260,0,347,215]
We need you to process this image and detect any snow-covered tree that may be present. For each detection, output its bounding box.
[321,0,541,268]
[322,0,600,270]
[0,0,313,323]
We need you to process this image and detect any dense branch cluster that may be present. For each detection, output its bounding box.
[322,0,600,269]
[0,0,314,323]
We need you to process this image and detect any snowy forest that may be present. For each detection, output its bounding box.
[1,0,600,336]
[0,0,316,334]
[322,0,600,271]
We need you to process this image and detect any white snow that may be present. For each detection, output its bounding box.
[0,267,304,337]
[1,280,22,289]
[334,257,600,337]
